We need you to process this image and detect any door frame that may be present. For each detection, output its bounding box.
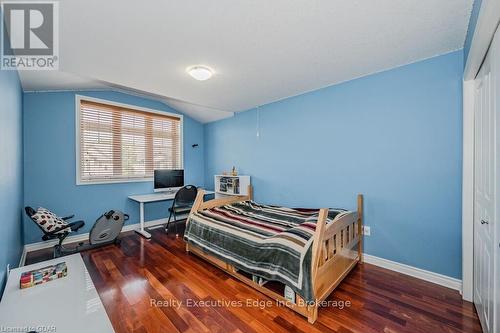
[462,0,500,302]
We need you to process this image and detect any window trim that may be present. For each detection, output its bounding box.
[75,94,184,185]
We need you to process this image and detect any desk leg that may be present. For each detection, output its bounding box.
[135,202,152,239]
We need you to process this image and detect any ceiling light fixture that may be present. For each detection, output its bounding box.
[187,65,213,81]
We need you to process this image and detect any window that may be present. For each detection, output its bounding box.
[76,97,182,184]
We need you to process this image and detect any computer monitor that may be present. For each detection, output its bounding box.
[154,169,184,193]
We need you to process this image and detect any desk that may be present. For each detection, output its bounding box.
[128,190,214,239]
[0,254,114,333]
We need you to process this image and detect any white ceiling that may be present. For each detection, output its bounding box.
[19,0,473,123]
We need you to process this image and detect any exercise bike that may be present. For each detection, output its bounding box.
[25,207,128,258]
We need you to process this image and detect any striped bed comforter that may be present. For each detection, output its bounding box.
[184,200,348,302]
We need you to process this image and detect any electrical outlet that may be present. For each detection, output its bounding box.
[362,226,371,236]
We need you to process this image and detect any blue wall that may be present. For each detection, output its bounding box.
[464,0,482,63]
[23,91,205,244]
[0,68,24,292]
[204,51,464,279]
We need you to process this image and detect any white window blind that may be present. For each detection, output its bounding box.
[78,99,182,183]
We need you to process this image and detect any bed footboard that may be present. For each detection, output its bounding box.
[307,194,363,322]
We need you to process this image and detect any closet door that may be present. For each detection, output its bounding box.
[473,27,498,333]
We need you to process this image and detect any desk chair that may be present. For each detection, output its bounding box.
[165,185,198,237]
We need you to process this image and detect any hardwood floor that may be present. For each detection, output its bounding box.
[26,226,482,333]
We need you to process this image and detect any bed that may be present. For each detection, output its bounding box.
[184,186,363,323]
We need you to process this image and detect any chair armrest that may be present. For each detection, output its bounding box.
[61,214,75,220]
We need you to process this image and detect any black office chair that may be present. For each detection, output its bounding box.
[165,185,198,237]
[25,207,85,258]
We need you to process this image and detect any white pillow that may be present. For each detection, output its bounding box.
[31,208,71,234]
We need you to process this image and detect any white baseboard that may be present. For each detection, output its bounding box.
[21,217,174,265]
[363,254,462,292]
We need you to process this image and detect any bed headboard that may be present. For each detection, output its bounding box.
[189,185,253,214]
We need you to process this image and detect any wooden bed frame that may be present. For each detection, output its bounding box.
[185,186,363,323]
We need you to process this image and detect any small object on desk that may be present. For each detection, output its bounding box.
[20,262,67,289]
